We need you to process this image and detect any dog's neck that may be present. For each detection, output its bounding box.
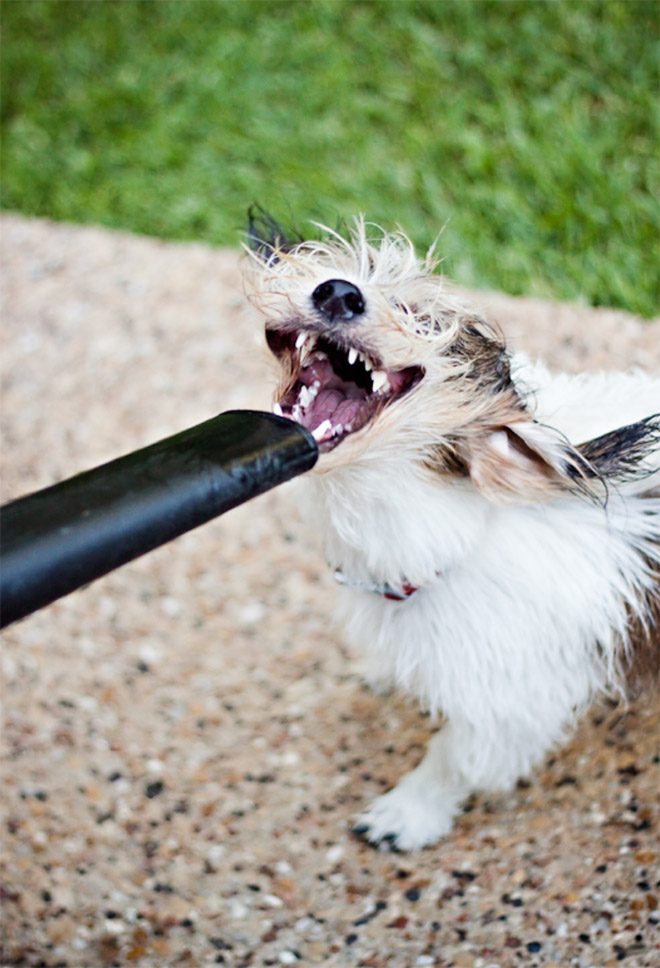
[307,456,490,590]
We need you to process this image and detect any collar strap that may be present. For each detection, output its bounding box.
[333,568,419,600]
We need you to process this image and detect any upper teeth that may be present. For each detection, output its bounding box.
[295,332,316,362]
[293,331,387,393]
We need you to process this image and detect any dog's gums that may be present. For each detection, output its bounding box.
[266,325,423,451]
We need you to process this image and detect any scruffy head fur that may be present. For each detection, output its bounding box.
[247,214,660,849]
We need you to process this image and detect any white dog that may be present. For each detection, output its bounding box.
[246,214,660,849]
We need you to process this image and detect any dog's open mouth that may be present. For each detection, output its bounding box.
[267,327,423,452]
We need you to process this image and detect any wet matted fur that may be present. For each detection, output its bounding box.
[246,215,660,850]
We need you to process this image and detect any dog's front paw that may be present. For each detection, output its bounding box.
[353,782,457,851]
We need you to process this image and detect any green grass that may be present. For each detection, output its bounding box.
[2,0,658,316]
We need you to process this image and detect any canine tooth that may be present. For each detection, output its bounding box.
[273,402,283,417]
[361,353,373,371]
[295,332,306,351]
[371,370,390,393]
[347,347,357,366]
[300,335,317,364]
[312,419,332,441]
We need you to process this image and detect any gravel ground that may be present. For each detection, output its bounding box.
[1,213,659,968]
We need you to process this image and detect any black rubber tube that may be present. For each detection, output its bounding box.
[0,410,318,628]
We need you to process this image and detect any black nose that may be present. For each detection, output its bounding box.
[312,279,365,323]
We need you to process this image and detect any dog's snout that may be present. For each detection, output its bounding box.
[312,279,365,323]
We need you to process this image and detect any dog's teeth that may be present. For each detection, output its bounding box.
[295,332,307,351]
[299,334,317,364]
[371,370,390,393]
[347,347,357,366]
[312,419,332,441]
[361,353,373,371]
[299,386,310,408]
[273,402,283,417]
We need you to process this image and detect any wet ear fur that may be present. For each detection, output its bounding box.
[466,421,593,504]
[247,205,301,264]
[465,415,660,505]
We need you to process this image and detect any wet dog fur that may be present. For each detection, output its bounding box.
[246,214,660,849]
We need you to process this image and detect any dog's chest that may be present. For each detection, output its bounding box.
[306,462,489,590]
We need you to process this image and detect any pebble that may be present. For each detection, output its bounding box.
[262,894,284,908]
[325,844,344,863]
[279,952,299,965]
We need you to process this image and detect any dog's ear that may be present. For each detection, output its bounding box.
[247,206,299,264]
[465,421,595,504]
[466,414,660,504]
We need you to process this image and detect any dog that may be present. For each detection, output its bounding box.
[245,213,660,849]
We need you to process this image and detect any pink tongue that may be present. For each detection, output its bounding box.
[300,358,335,388]
[309,389,344,428]
[303,388,364,432]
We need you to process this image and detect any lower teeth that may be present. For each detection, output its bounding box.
[312,420,332,441]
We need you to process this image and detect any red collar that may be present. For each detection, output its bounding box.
[333,569,419,600]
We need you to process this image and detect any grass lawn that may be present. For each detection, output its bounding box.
[2,0,658,316]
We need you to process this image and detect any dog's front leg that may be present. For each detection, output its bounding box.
[352,723,472,850]
[353,715,551,850]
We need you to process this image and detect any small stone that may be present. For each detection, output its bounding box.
[46,918,75,944]
[226,898,248,919]
[206,844,225,867]
[126,945,146,961]
[279,952,299,965]
[636,850,657,864]
[239,602,266,625]
[452,953,474,968]
[161,596,181,617]
[325,844,344,864]
[388,915,408,930]
[263,893,284,908]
